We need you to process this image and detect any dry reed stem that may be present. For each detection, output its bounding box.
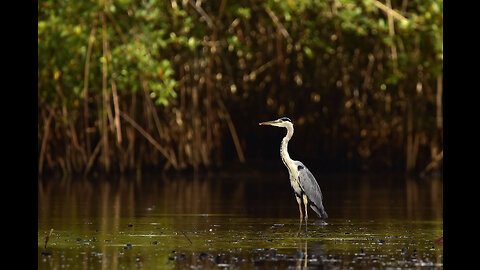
[39,107,55,175]
[386,0,398,74]
[100,6,111,171]
[85,140,103,175]
[83,20,97,158]
[188,0,214,29]
[119,110,178,169]
[111,71,122,144]
[216,94,245,163]
[366,0,408,23]
[265,7,292,42]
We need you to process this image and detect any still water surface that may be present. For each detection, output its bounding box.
[38,172,443,269]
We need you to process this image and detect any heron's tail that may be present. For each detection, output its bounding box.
[310,203,328,219]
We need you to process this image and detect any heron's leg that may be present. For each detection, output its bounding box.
[296,196,303,236]
[303,194,309,236]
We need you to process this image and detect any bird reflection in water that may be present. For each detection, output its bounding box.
[296,239,325,269]
[296,238,308,269]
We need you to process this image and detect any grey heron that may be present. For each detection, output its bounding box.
[259,117,327,235]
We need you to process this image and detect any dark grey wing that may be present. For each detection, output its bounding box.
[295,161,328,218]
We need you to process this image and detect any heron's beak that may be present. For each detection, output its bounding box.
[259,120,278,126]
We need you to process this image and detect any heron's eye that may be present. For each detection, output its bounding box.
[280,117,291,122]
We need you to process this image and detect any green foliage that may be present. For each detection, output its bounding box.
[39,0,442,107]
[38,0,184,108]
[38,0,443,173]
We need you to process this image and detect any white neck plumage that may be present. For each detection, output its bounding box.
[280,124,294,167]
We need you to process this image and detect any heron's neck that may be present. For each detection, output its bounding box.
[280,125,294,166]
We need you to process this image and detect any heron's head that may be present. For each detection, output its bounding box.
[259,117,293,128]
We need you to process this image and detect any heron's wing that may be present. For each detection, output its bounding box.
[295,161,328,218]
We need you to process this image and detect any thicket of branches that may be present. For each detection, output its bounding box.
[38,0,443,176]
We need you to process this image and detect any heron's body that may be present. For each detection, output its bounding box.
[260,117,327,235]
